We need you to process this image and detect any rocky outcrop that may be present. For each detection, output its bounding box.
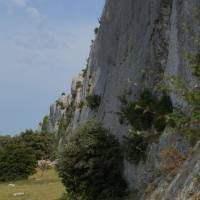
[143,142,200,200]
[165,142,200,200]
[44,0,200,198]
[48,94,71,133]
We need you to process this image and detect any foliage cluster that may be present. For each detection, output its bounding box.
[184,45,200,144]
[41,115,49,133]
[123,131,148,164]
[119,89,173,132]
[56,101,65,110]
[86,95,101,110]
[119,89,173,165]
[82,68,88,78]
[184,43,200,80]
[94,27,99,35]
[57,105,75,139]
[19,129,56,160]
[0,143,37,181]
[58,120,127,200]
[0,130,56,161]
[0,129,56,182]
[0,135,12,150]
[156,44,200,145]
[155,74,200,145]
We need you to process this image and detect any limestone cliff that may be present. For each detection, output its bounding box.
[45,0,200,199]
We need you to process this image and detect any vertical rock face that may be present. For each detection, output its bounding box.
[145,142,200,200]
[45,0,200,198]
[48,94,71,133]
[73,0,200,133]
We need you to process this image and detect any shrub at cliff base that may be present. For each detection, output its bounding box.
[0,143,37,182]
[58,120,127,200]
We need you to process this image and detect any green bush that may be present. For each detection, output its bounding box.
[119,89,173,132]
[119,89,173,164]
[191,49,200,79]
[41,116,49,133]
[82,68,88,78]
[19,129,56,160]
[57,104,75,140]
[182,128,200,146]
[94,27,99,35]
[86,95,101,110]
[0,130,56,161]
[56,101,65,110]
[123,131,148,164]
[0,143,37,182]
[157,92,173,114]
[0,136,12,150]
[184,43,200,80]
[57,120,127,200]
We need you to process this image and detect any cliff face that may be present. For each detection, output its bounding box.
[144,142,200,200]
[46,0,200,199]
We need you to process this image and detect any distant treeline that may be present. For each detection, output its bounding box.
[0,129,56,182]
[0,129,56,160]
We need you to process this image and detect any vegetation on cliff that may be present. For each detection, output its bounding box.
[119,89,174,164]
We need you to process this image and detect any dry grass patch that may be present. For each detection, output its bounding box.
[0,169,65,200]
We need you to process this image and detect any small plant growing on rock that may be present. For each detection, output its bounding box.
[119,89,173,165]
[76,81,82,90]
[41,116,49,133]
[82,67,88,77]
[56,101,65,110]
[160,144,186,174]
[119,89,173,132]
[123,130,148,164]
[184,45,200,80]
[94,27,99,35]
[77,100,85,112]
[86,94,101,110]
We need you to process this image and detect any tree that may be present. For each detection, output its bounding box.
[0,135,12,150]
[19,129,56,160]
[58,120,127,200]
[41,116,49,133]
[0,143,37,181]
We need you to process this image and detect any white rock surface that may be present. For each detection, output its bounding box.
[44,0,200,197]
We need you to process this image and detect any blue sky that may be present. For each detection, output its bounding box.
[0,0,105,135]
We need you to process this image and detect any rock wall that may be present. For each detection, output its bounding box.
[48,94,71,133]
[45,0,200,198]
[143,142,200,200]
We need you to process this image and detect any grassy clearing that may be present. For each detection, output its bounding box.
[0,169,65,200]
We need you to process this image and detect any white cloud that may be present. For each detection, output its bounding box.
[26,7,46,24]
[4,0,28,10]
[2,0,45,24]
[10,0,28,8]
[26,7,40,18]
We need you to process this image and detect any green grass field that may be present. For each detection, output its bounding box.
[0,169,65,200]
